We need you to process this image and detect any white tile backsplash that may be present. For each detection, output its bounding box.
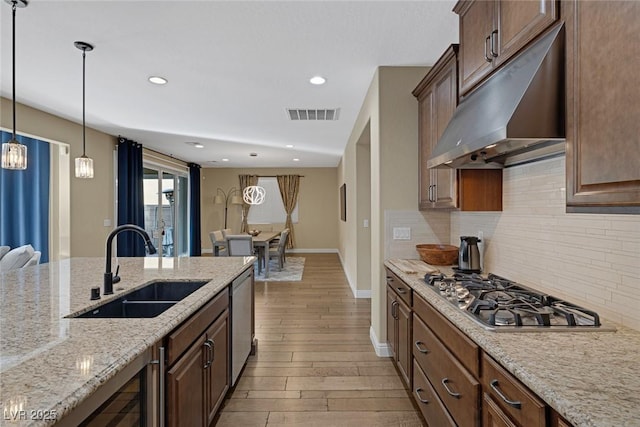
[384,210,450,260]
[450,157,640,330]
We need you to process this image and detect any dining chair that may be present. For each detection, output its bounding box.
[209,230,227,256]
[269,228,289,262]
[225,235,254,256]
[267,229,289,270]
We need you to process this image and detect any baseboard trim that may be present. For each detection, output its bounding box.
[355,290,372,298]
[370,326,392,357]
[287,248,338,254]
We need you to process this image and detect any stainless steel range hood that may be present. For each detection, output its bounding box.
[427,22,565,169]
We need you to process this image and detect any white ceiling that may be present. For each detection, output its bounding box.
[0,0,458,168]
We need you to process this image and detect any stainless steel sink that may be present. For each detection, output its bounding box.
[69,280,209,318]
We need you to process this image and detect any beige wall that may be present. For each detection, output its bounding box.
[201,167,338,252]
[451,157,640,331]
[338,66,429,353]
[1,97,117,257]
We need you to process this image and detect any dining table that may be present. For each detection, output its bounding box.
[251,230,281,278]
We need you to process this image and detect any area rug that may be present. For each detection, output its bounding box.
[254,257,305,281]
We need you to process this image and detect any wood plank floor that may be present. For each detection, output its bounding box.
[215,253,424,426]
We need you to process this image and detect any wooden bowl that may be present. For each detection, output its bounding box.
[416,244,458,266]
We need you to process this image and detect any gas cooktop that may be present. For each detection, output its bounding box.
[424,272,616,332]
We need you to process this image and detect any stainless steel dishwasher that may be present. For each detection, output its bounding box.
[231,268,253,386]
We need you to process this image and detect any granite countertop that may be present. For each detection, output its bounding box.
[0,256,254,426]
[385,259,640,427]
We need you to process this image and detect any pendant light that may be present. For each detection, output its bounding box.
[243,185,266,205]
[74,41,94,178]
[1,0,28,170]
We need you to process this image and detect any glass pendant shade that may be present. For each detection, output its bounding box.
[75,155,94,178]
[1,140,28,170]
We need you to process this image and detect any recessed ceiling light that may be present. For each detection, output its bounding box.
[185,142,204,148]
[249,152,258,157]
[485,143,497,149]
[148,76,167,85]
[293,158,300,162]
[286,144,294,148]
[222,158,229,162]
[309,76,326,85]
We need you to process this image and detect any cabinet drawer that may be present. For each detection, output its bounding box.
[413,293,480,377]
[413,359,456,427]
[482,354,546,427]
[166,288,229,366]
[413,314,480,427]
[385,269,412,306]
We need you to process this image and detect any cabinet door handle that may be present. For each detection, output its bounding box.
[209,339,215,361]
[432,184,437,202]
[396,287,407,295]
[414,387,430,404]
[441,378,461,398]
[155,346,165,427]
[392,300,399,319]
[414,341,429,354]
[490,29,499,58]
[386,276,394,284]
[484,35,493,62]
[203,340,213,369]
[490,379,522,409]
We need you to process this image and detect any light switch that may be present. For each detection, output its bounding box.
[393,227,411,240]
[363,219,369,228]
[103,219,112,227]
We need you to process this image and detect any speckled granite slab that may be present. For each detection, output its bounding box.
[385,260,640,427]
[0,256,254,426]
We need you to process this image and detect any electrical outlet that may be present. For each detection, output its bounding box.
[393,227,411,240]
[363,219,369,228]
[104,219,112,227]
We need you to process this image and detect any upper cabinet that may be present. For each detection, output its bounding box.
[413,45,459,209]
[455,0,558,96]
[564,0,640,213]
[413,45,502,212]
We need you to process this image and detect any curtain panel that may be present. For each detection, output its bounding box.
[0,131,50,262]
[116,137,146,256]
[276,175,300,249]
[188,163,202,256]
[238,174,258,233]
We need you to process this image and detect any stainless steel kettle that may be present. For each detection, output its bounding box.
[458,236,482,273]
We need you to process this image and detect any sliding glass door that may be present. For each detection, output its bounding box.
[143,166,189,257]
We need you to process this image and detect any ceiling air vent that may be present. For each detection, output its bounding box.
[286,108,340,121]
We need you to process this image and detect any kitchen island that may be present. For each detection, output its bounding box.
[385,260,640,427]
[0,256,254,426]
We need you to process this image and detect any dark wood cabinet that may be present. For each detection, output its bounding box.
[205,313,230,426]
[564,0,640,213]
[413,306,480,427]
[481,353,546,427]
[455,0,558,96]
[484,393,517,427]
[166,288,230,427]
[167,333,206,427]
[414,45,459,209]
[413,45,503,212]
[386,269,412,388]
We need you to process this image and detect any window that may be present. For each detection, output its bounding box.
[246,177,298,224]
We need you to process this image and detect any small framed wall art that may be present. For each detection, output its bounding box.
[339,183,346,222]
